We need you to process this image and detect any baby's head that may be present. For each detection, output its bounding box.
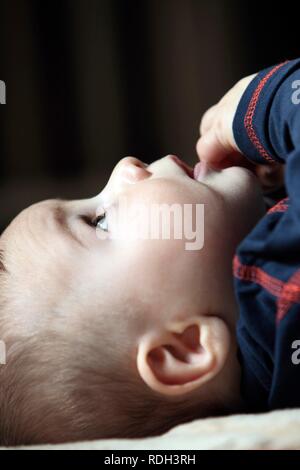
[0,155,264,445]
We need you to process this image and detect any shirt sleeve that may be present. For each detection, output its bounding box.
[233,58,300,166]
[232,58,300,411]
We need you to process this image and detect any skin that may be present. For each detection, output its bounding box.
[0,153,264,403]
[196,74,258,169]
[196,72,285,185]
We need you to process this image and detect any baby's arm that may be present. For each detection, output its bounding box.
[197,59,300,172]
[198,58,300,412]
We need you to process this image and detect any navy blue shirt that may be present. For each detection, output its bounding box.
[232,58,300,411]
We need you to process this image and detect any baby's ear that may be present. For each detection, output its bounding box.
[136,316,231,396]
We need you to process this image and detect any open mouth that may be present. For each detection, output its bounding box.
[169,155,195,179]
[193,161,212,181]
[170,155,212,181]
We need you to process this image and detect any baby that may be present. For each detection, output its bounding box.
[1,57,299,445]
[0,152,263,444]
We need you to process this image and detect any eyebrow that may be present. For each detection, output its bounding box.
[52,204,85,248]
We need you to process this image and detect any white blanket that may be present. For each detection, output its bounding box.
[8,409,300,450]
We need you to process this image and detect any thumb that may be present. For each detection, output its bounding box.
[196,128,233,169]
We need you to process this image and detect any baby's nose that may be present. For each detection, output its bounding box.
[117,157,150,184]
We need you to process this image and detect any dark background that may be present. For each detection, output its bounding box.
[0,0,298,232]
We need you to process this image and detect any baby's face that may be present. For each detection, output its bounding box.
[1,156,264,337]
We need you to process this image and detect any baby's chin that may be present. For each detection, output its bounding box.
[203,165,265,242]
[204,165,263,208]
[224,166,264,210]
[225,167,265,238]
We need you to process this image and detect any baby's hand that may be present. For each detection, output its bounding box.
[196,74,257,169]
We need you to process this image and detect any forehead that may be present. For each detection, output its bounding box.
[0,201,84,336]
[1,200,76,273]
[3,199,61,241]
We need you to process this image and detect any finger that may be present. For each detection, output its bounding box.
[199,105,217,135]
[196,128,231,168]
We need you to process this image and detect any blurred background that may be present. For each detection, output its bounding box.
[0,0,298,232]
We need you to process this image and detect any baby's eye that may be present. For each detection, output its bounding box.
[92,213,108,232]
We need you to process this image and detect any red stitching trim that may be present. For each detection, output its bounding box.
[233,256,300,324]
[268,197,289,214]
[233,255,283,297]
[244,61,289,163]
[277,270,300,322]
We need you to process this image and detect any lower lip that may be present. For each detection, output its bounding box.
[170,155,195,179]
[193,161,215,181]
[194,162,205,181]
